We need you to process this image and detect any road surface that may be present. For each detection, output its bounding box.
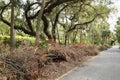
[61,46,120,80]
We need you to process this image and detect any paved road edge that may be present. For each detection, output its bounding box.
[55,67,78,80]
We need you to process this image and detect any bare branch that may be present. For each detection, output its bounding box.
[67,13,103,32]
[0,2,11,19]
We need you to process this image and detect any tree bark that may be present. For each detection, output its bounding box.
[42,15,52,40]
[56,26,60,44]
[10,0,16,52]
[80,30,82,43]
[35,0,46,45]
[65,33,68,45]
[72,29,78,43]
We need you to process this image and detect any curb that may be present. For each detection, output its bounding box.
[55,67,78,80]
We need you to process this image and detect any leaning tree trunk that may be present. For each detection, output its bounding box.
[10,0,16,52]
[35,0,46,46]
[42,15,52,40]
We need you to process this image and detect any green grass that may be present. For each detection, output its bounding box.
[0,35,35,43]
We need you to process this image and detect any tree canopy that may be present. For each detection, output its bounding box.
[115,17,120,45]
[0,0,113,42]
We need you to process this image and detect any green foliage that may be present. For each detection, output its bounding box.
[0,0,113,46]
[0,35,9,42]
[0,35,35,43]
[0,68,4,73]
[0,22,10,35]
[39,41,48,48]
[115,17,120,45]
[115,25,120,45]
[117,17,120,25]
[102,29,111,38]
[38,41,51,51]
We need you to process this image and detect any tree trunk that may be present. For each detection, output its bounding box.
[10,0,16,52]
[80,30,82,43]
[35,0,46,46]
[57,26,60,44]
[65,33,68,45]
[72,29,78,43]
[42,15,52,40]
[102,37,105,46]
[92,30,94,44]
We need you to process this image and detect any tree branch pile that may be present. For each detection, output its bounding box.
[0,43,99,80]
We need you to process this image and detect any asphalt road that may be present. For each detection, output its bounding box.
[61,46,120,80]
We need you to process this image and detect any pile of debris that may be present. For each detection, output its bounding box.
[0,44,99,80]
